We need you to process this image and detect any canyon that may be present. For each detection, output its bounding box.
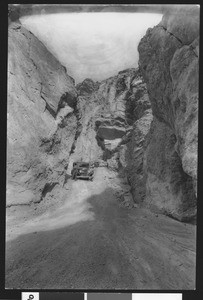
[6,5,198,289]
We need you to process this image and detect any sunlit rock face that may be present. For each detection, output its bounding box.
[7,23,78,206]
[7,30,152,207]
[7,7,198,224]
[138,6,199,221]
[69,68,152,204]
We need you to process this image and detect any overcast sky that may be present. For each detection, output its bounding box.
[20,13,162,83]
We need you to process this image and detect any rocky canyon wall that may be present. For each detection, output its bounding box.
[7,7,198,224]
[138,6,199,221]
[7,22,78,206]
[71,69,152,204]
[7,21,150,209]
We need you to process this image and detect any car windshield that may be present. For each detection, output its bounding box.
[74,162,90,168]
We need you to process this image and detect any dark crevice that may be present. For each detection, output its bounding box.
[63,174,71,185]
[57,92,77,113]
[43,97,56,118]
[11,25,21,31]
[29,57,38,69]
[39,133,61,154]
[68,98,83,157]
[164,210,196,224]
[40,182,58,202]
[95,135,106,152]
[189,44,198,58]
[158,26,197,59]
[159,25,183,45]
[115,76,127,97]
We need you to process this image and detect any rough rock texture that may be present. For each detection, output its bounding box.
[7,22,78,206]
[8,22,150,209]
[69,69,152,204]
[138,6,199,221]
[8,8,198,224]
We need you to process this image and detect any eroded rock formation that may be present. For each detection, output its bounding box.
[7,7,198,224]
[138,6,199,221]
[7,22,78,206]
[70,69,152,205]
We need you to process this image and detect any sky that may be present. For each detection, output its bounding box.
[20,12,162,83]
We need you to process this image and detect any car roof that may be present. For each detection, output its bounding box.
[73,162,90,167]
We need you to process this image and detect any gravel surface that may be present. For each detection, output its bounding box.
[6,168,196,289]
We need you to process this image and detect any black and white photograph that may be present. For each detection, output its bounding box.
[6,4,198,290]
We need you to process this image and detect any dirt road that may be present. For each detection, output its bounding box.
[5,167,196,289]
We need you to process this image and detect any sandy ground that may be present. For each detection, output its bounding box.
[5,167,196,289]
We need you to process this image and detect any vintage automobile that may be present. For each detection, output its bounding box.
[71,162,94,181]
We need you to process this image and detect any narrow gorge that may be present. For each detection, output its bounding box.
[6,5,198,290]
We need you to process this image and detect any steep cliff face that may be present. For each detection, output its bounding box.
[66,78,103,175]
[7,23,78,206]
[8,8,198,224]
[69,69,152,204]
[7,22,151,210]
[138,6,199,221]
